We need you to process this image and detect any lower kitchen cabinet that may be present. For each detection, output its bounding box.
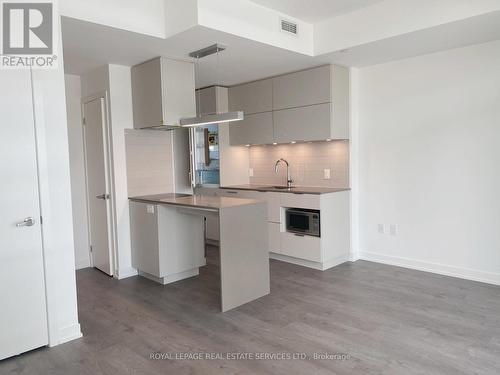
[217,188,350,270]
[280,232,322,262]
[268,222,281,254]
[130,201,206,284]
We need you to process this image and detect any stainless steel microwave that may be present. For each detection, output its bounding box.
[285,208,320,237]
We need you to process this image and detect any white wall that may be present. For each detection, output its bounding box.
[65,74,90,270]
[107,65,136,279]
[81,65,136,279]
[356,40,500,285]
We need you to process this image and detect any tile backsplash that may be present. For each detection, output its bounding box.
[249,140,349,188]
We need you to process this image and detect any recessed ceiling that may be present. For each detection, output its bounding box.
[62,10,500,87]
[250,0,385,23]
[61,17,328,87]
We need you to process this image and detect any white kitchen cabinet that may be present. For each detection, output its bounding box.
[273,103,331,143]
[196,86,229,116]
[280,193,320,210]
[265,192,281,223]
[130,201,205,284]
[280,232,322,262]
[131,57,196,129]
[268,223,281,254]
[228,79,273,114]
[227,64,349,145]
[229,112,274,146]
[272,65,331,110]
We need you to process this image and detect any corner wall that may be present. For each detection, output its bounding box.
[356,40,500,285]
[80,65,136,279]
[65,74,90,270]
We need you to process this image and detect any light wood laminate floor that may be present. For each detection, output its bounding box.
[1,246,500,374]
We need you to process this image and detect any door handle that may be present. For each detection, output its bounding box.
[16,217,36,227]
[96,194,110,200]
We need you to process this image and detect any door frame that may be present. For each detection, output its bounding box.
[81,91,117,276]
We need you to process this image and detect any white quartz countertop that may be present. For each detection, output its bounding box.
[129,193,262,210]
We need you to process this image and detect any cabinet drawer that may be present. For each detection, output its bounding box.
[219,189,262,200]
[280,232,321,262]
[229,112,274,146]
[280,193,320,209]
[273,103,331,143]
[268,222,281,254]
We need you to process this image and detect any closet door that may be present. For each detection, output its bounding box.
[0,70,48,360]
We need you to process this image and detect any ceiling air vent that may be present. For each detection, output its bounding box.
[280,19,298,35]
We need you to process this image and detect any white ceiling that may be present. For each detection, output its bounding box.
[62,10,500,87]
[62,18,326,87]
[250,0,385,23]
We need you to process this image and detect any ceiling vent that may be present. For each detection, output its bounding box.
[280,19,298,35]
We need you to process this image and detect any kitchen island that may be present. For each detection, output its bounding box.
[129,193,270,312]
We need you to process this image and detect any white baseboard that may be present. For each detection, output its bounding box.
[269,253,349,271]
[49,323,82,347]
[138,268,199,285]
[115,266,138,280]
[359,251,500,286]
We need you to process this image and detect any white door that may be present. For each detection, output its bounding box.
[0,70,48,359]
[83,98,113,275]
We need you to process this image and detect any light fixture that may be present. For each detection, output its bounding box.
[326,139,331,142]
[291,141,296,144]
[180,44,245,128]
[245,144,250,147]
[273,142,277,145]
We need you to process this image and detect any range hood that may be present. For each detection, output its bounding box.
[131,44,244,131]
[179,44,244,128]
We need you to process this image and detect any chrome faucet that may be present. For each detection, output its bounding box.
[274,158,292,188]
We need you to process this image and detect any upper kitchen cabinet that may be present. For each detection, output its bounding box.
[273,103,331,143]
[228,78,273,115]
[229,112,274,146]
[272,65,331,110]
[196,86,228,116]
[273,64,349,140]
[227,64,349,145]
[131,57,196,129]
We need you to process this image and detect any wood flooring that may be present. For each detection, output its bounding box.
[1,246,499,374]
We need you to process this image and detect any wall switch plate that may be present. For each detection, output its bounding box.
[146,205,155,214]
[377,223,385,234]
[323,169,331,179]
[389,224,398,236]
[249,168,254,177]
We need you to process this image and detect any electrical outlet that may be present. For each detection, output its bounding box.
[249,168,254,177]
[323,169,331,179]
[389,224,398,236]
[146,205,155,214]
[377,224,385,234]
